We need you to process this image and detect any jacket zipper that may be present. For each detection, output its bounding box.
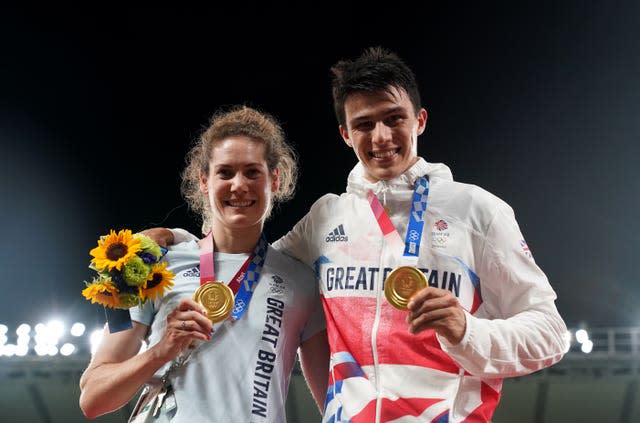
[371,180,390,423]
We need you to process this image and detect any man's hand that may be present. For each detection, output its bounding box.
[140,228,174,247]
[406,286,467,345]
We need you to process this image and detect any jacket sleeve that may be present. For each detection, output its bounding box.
[438,200,568,378]
[171,227,199,243]
[273,213,313,265]
[273,195,335,268]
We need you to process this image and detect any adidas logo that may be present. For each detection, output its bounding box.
[325,224,349,242]
[183,267,200,278]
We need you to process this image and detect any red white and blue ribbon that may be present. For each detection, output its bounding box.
[199,232,268,321]
[367,176,429,266]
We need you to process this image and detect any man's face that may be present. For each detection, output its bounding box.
[340,87,427,183]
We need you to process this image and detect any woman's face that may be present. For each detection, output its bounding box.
[200,136,279,231]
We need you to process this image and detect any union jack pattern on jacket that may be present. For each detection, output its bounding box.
[275,158,567,423]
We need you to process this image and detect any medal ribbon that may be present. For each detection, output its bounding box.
[199,232,268,321]
[367,176,429,265]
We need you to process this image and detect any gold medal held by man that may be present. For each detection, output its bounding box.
[384,266,427,310]
[193,281,234,323]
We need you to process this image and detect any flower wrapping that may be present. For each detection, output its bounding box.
[82,229,174,328]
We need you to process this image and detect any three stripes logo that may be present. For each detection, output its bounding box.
[325,224,349,242]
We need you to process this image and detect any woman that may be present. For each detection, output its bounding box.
[79,105,329,422]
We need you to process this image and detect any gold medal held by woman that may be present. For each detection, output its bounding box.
[384,266,427,310]
[193,281,234,323]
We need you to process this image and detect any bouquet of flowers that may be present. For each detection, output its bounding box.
[82,229,175,310]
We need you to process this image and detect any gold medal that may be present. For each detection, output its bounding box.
[384,266,427,310]
[193,281,234,323]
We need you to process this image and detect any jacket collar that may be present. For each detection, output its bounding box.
[345,157,453,197]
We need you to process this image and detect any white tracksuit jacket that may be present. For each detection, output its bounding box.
[274,158,567,423]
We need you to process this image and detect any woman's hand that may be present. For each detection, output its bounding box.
[155,298,213,360]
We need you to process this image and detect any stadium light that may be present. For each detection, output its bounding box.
[575,329,589,344]
[0,319,106,357]
[60,343,76,356]
[580,339,593,354]
[71,322,86,337]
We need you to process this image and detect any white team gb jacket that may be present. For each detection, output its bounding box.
[274,158,568,423]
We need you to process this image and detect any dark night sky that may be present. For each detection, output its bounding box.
[1,4,638,331]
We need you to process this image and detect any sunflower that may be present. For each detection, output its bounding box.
[90,229,142,272]
[82,279,121,309]
[141,261,175,301]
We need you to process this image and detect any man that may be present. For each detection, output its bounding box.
[162,46,567,422]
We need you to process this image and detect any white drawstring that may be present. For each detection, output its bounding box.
[374,180,391,207]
